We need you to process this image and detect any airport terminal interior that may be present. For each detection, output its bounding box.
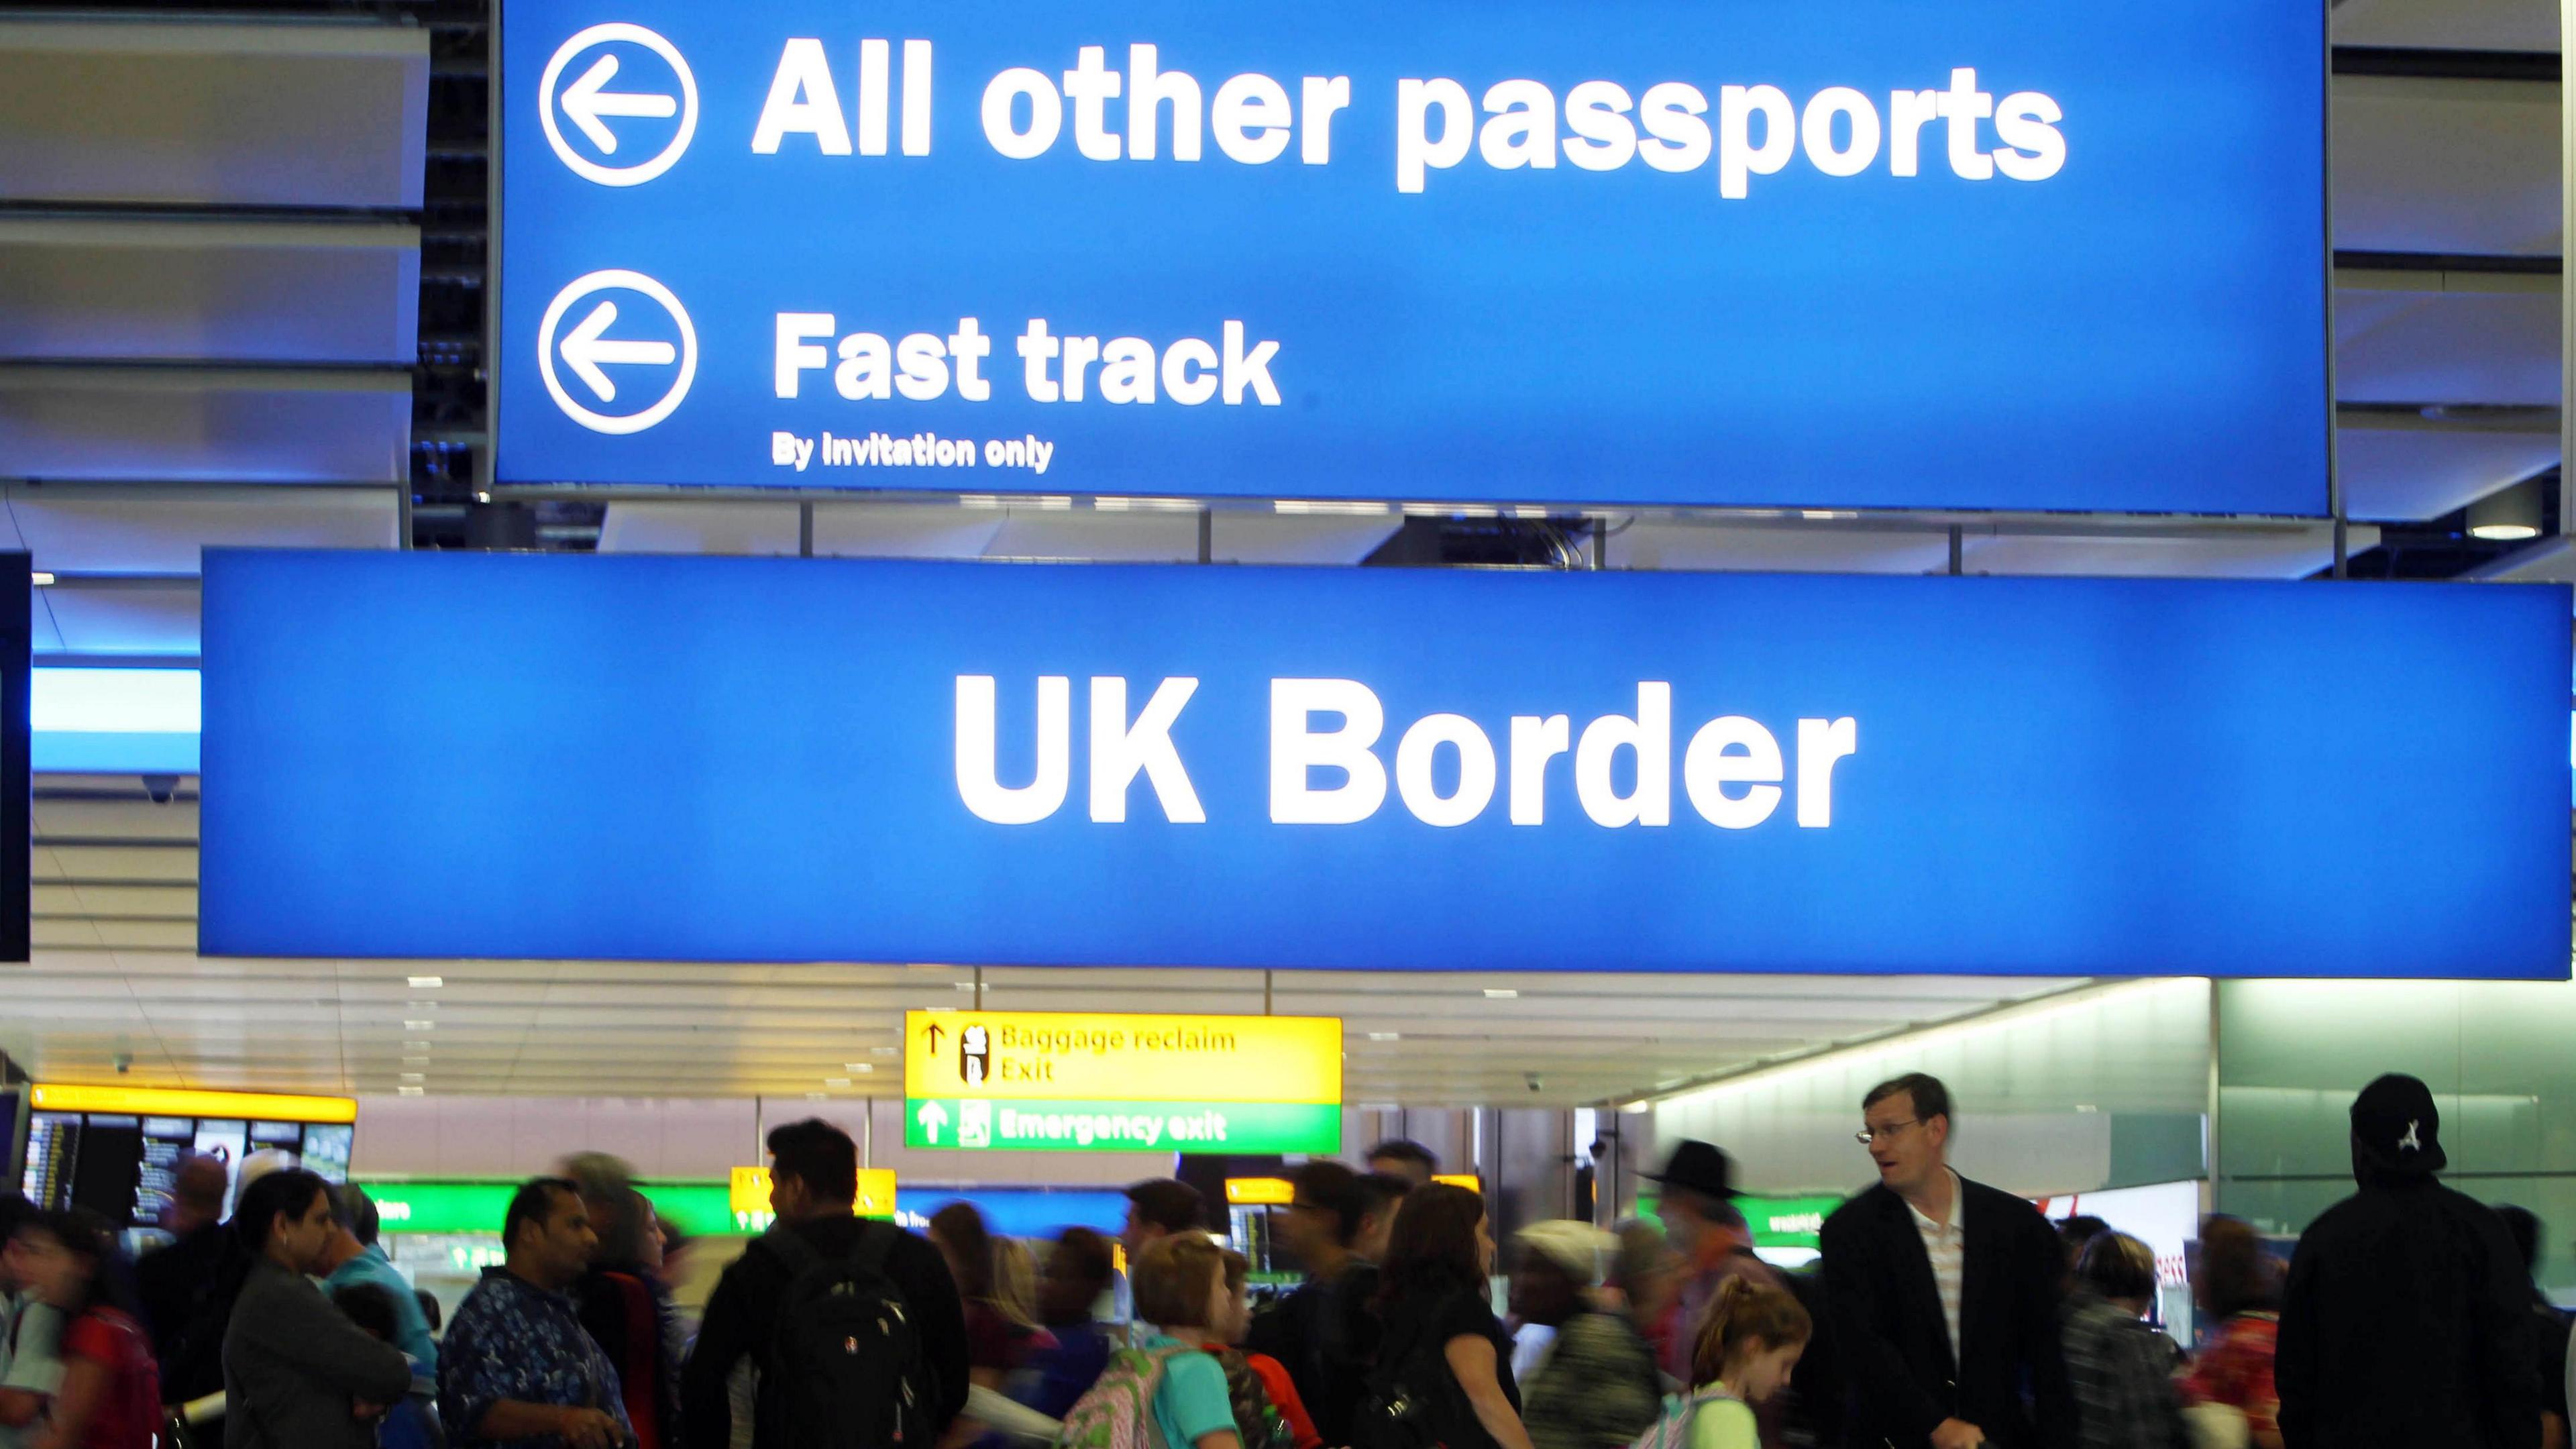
[4,1,2576,1447]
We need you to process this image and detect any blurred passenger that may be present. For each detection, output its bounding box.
[1643,1142,1781,1402]
[1820,1073,2072,1449]
[1354,1174,1412,1267]
[2496,1205,2571,1449]
[1244,1162,1379,1447]
[2178,1216,2282,1449]
[931,1203,1053,1394]
[1609,1221,1680,1383]
[1014,1228,1118,1419]
[133,1153,242,1419]
[1122,1181,1207,1264]
[436,1177,631,1449]
[1509,1222,1660,1449]
[1675,1275,1813,1449]
[1365,1142,1440,1190]
[331,1282,442,1449]
[2061,1232,2186,1449]
[223,1168,414,1449]
[1069,1235,1240,1449]
[418,1290,445,1337]
[321,1185,439,1375]
[994,1236,1042,1337]
[13,1209,158,1449]
[2276,1074,2536,1449]
[1,1193,65,1449]
[1361,1184,1532,1449]
[2055,1216,2112,1290]
[1218,1249,1315,1449]
[682,1119,967,1449]
[568,1178,680,1449]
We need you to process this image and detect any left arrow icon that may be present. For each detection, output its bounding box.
[559,300,676,402]
[561,54,678,154]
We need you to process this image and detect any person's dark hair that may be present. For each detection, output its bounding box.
[1293,1161,1368,1246]
[331,1281,402,1342]
[1862,1072,1952,1127]
[341,1184,382,1248]
[2076,1231,2157,1302]
[0,1193,36,1245]
[2496,1205,2543,1275]
[1125,1178,1204,1235]
[929,1201,996,1300]
[1053,1226,1116,1290]
[1366,1140,1439,1175]
[1356,1171,1412,1221]
[235,1168,331,1254]
[2196,1215,2279,1321]
[415,1287,443,1334]
[766,1118,859,1204]
[2057,1215,2110,1263]
[502,1177,580,1254]
[1378,1182,1487,1309]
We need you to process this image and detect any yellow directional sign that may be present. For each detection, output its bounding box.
[1226,1177,1295,1206]
[904,1011,1341,1104]
[32,1083,357,1124]
[729,1165,897,1220]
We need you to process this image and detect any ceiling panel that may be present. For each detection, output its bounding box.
[2334,0,2557,50]
[0,217,419,366]
[7,485,396,574]
[0,366,410,484]
[2332,76,2560,255]
[1960,524,2377,579]
[0,20,428,209]
[2335,285,2557,407]
[38,582,202,657]
[2337,417,2561,519]
[598,501,802,556]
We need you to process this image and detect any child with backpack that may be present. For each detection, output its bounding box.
[1057,1236,1244,1449]
[13,1209,160,1449]
[1645,1276,1811,1449]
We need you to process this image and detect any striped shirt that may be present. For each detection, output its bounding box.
[1905,1171,1967,1366]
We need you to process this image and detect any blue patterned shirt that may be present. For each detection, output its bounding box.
[437,1266,633,1448]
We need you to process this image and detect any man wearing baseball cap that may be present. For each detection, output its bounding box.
[2275,1073,2538,1449]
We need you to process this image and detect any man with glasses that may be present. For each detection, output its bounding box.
[1819,1073,2072,1449]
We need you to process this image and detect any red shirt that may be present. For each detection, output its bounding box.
[2180,1312,2279,1441]
[1242,1350,1322,1449]
[60,1306,160,1449]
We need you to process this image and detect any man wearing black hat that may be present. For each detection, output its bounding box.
[1818,1073,2072,1449]
[2275,1073,2537,1449]
[1646,1140,1784,1391]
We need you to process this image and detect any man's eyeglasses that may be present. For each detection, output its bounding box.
[1854,1119,1920,1146]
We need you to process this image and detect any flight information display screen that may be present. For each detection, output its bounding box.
[21,1087,356,1228]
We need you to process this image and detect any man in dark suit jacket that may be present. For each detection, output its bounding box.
[1819,1073,2074,1449]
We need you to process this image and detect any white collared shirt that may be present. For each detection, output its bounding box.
[1906,1170,1967,1366]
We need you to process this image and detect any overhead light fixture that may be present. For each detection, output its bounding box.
[400,1073,425,1083]
[1620,1099,1651,1114]
[405,1000,437,1010]
[824,1077,852,1087]
[1366,1032,1401,1042]
[407,975,444,989]
[403,1040,432,1051]
[29,572,54,587]
[1483,988,1519,1000]
[402,1057,430,1067]
[403,1020,435,1031]
[2468,476,2545,541]
[397,1085,425,1097]
[843,1063,875,1073]
[869,1045,899,1056]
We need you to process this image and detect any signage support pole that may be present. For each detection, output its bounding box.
[1947,525,1963,576]
[2564,0,2575,540]
[800,502,814,559]
[1198,509,1214,566]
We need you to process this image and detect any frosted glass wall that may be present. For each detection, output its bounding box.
[1652,978,2212,1199]
[2218,978,2576,1295]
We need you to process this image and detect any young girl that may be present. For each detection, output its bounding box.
[17,1210,159,1449]
[1684,1275,1811,1449]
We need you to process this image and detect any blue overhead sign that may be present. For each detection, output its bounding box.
[202,553,2565,979]
[495,0,2328,514]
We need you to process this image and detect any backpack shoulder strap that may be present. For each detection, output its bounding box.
[846,1219,900,1277]
[755,1224,824,1277]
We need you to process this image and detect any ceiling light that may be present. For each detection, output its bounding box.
[1366,1032,1401,1042]
[2468,476,2546,542]
[824,1077,852,1087]
[953,981,979,991]
[405,1000,437,1010]
[1620,1099,1651,1114]
[404,1040,432,1051]
[843,1063,875,1073]
[400,1073,425,1083]
[407,975,444,989]
[805,1091,829,1101]
[402,1058,430,1067]
[28,572,53,587]
[1483,989,1519,1000]
[869,1046,899,1056]
[397,1085,425,1097]
[403,1020,435,1031]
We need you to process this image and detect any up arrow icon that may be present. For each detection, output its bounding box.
[916,1101,951,1144]
[560,54,678,153]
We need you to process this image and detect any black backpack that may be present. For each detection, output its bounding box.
[752,1221,937,1449]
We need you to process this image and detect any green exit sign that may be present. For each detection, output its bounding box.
[904,1097,1340,1155]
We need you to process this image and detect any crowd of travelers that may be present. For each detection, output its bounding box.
[0,1069,2558,1448]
